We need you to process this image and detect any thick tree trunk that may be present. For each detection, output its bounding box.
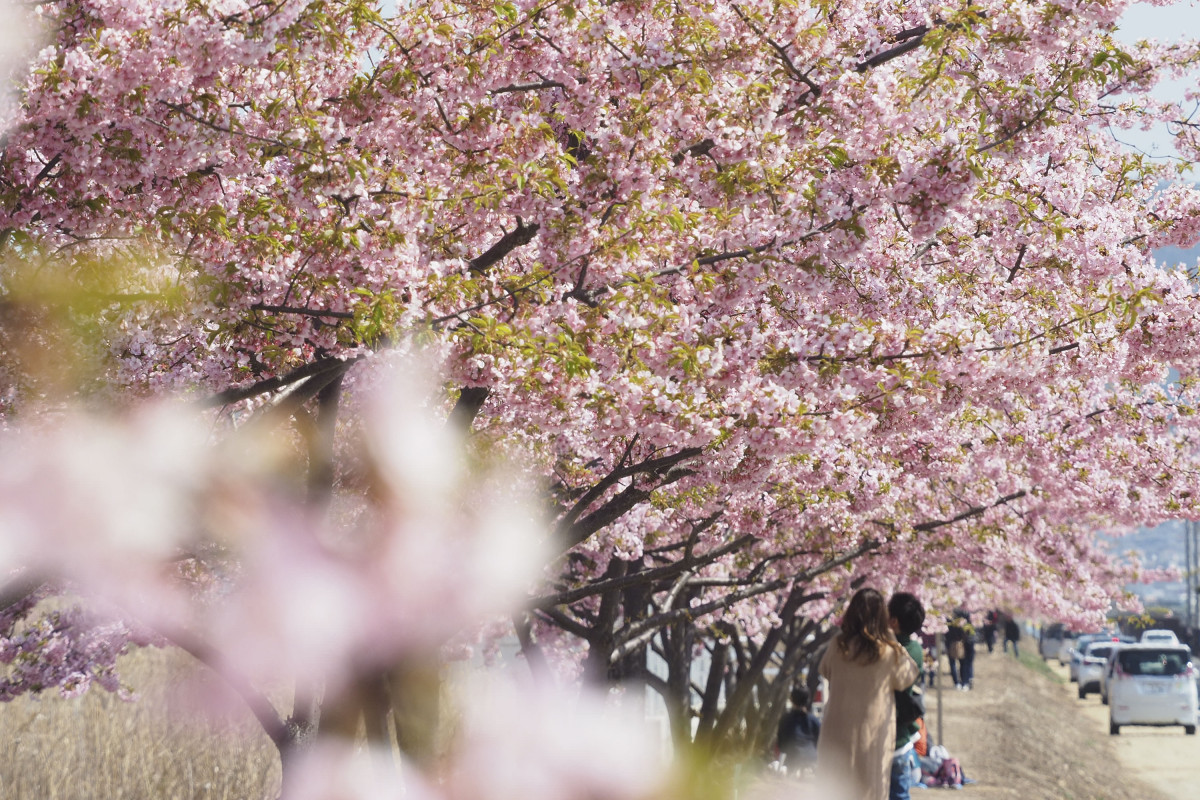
[663,612,694,743]
[582,558,628,683]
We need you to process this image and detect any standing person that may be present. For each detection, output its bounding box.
[1003,614,1021,657]
[961,623,976,689]
[982,609,998,654]
[888,592,926,800]
[777,685,821,776]
[817,587,920,800]
[944,618,968,690]
[918,630,937,686]
[956,611,976,690]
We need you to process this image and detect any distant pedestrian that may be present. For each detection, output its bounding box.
[963,631,976,686]
[1003,615,1021,657]
[982,609,998,654]
[945,618,969,690]
[817,587,920,800]
[956,612,976,689]
[777,685,821,776]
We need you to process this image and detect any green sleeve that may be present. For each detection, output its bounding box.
[904,639,924,684]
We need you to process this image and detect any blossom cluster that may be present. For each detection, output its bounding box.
[3,0,1200,791]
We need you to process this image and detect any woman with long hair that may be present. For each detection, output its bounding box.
[816,587,920,800]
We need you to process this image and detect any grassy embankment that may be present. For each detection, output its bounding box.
[0,646,279,800]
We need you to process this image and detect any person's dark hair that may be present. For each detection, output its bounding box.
[888,592,926,639]
[790,685,810,709]
[838,587,902,664]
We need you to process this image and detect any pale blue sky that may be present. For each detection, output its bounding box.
[1117,0,1200,43]
[1114,2,1200,161]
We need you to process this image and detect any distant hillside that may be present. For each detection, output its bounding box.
[1106,520,1187,571]
[1097,238,1200,611]
[1102,520,1193,613]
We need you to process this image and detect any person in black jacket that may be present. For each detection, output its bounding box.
[777,685,820,775]
[1003,615,1021,657]
[982,609,998,653]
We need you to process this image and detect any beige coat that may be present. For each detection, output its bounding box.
[817,637,920,800]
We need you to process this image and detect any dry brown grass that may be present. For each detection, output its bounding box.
[0,646,282,800]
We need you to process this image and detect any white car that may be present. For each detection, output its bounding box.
[1069,633,1126,682]
[1096,638,1143,705]
[1040,623,1069,660]
[1099,646,1117,705]
[1140,629,1180,645]
[1078,641,1120,699]
[1057,634,1079,666]
[1106,644,1197,735]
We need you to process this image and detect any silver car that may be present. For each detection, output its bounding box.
[1078,641,1119,698]
[1070,633,1129,683]
[1040,623,1070,660]
[1057,633,1078,666]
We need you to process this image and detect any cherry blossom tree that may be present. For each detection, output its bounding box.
[4,0,1200,785]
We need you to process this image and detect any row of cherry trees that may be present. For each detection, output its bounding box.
[3,0,1200,794]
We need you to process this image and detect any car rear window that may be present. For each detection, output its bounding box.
[1088,645,1114,659]
[1118,649,1189,676]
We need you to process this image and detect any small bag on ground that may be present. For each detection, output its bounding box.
[932,757,964,787]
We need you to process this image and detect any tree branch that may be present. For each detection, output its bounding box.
[607,536,882,664]
[250,361,353,424]
[469,218,541,274]
[251,303,355,320]
[730,4,820,102]
[554,447,704,550]
[201,357,360,408]
[513,612,552,680]
[532,532,749,610]
[856,26,929,72]
[887,489,1029,534]
[166,630,292,752]
[1006,243,1027,283]
[611,577,792,663]
[533,606,593,639]
[449,386,490,432]
[158,101,320,157]
[0,571,46,616]
[492,80,567,94]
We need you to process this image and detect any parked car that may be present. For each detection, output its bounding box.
[1106,644,1198,735]
[1097,641,1139,706]
[1095,637,1137,703]
[1069,633,1129,683]
[1057,633,1079,666]
[1099,647,1116,705]
[1040,623,1070,660]
[1078,641,1120,698]
[1140,629,1180,645]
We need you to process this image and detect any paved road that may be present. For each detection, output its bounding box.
[1047,659,1200,797]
